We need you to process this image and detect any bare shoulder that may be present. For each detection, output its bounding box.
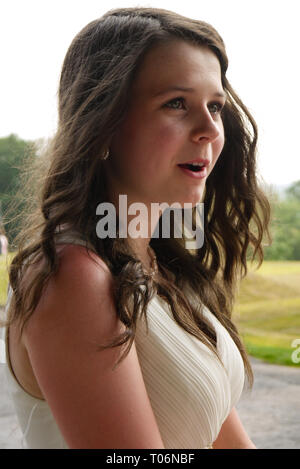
[23,243,118,344]
[22,243,164,449]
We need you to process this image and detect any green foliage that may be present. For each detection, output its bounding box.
[286,180,300,201]
[0,134,36,246]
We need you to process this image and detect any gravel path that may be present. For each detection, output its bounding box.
[0,351,299,448]
[236,357,300,449]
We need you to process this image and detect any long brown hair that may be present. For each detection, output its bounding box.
[3,7,272,388]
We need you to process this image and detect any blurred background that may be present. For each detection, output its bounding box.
[0,0,299,449]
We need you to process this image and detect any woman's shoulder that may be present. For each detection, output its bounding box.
[20,242,165,448]
[22,242,118,349]
[55,242,111,277]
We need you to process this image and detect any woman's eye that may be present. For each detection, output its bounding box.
[209,102,224,115]
[164,97,186,110]
[163,98,224,114]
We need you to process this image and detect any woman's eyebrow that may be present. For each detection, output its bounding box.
[152,85,226,99]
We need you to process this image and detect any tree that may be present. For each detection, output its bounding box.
[0,134,36,246]
[264,182,300,260]
[286,180,300,201]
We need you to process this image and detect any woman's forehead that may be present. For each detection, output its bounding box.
[132,39,223,98]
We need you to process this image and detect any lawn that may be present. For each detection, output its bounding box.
[1,254,299,367]
[0,253,15,307]
[233,261,300,367]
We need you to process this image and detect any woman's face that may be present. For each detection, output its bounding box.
[106,39,226,209]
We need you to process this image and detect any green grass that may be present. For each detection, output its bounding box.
[0,253,15,306]
[233,260,300,368]
[1,254,300,368]
[244,343,295,366]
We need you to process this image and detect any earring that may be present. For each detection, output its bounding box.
[102,148,110,160]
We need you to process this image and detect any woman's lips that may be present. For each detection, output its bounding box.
[177,164,208,179]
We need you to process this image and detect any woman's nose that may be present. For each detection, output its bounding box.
[190,110,221,142]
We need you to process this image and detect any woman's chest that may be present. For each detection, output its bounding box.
[134,297,244,448]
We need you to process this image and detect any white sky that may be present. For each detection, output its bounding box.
[1,0,299,185]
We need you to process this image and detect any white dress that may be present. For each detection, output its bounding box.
[0,232,245,449]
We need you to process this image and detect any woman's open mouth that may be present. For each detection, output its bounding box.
[177,163,207,179]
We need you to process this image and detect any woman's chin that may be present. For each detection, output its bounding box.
[177,190,205,208]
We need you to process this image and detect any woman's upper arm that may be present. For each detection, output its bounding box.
[212,407,256,449]
[22,245,165,449]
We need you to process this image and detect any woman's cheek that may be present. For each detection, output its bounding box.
[210,133,225,173]
[151,120,185,155]
[217,134,225,158]
[215,122,225,156]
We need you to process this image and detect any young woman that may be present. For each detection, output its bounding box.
[2,7,271,449]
